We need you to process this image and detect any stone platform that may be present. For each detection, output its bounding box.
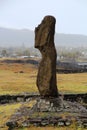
[6,97,87,129]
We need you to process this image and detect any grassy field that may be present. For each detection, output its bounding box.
[5,126,87,130]
[0,103,22,130]
[57,73,87,94]
[0,61,87,129]
[0,63,38,95]
[0,62,87,95]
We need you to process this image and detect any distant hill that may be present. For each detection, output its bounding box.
[0,27,87,47]
[0,27,34,47]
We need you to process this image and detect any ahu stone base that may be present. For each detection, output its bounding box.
[6,97,87,129]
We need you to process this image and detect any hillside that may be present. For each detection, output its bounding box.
[0,27,87,47]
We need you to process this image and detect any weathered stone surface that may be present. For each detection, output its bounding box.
[37,98,62,112]
[6,96,87,129]
[35,15,58,97]
[6,121,18,129]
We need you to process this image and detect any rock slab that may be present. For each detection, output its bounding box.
[35,15,58,97]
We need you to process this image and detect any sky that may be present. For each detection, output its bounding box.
[0,0,87,35]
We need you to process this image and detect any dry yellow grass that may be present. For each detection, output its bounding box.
[0,101,38,130]
[57,73,87,94]
[14,127,74,130]
[0,103,21,130]
[0,62,87,129]
[0,70,37,95]
[16,126,87,130]
[0,63,38,95]
[0,62,87,95]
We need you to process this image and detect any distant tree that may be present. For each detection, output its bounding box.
[59,51,82,60]
[1,49,8,57]
[16,48,30,57]
[23,49,30,56]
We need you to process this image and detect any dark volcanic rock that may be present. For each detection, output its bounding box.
[6,97,87,129]
[6,121,18,129]
[35,15,58,97]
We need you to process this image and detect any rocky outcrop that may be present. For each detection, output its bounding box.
[35,15,58,97]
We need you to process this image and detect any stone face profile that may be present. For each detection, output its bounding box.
[35,15,58,97]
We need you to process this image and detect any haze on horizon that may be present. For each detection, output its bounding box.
[0,0,87,35]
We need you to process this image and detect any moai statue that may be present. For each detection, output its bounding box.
[35,15,58,97]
